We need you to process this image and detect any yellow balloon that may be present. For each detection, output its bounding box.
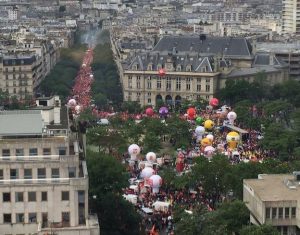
[201,137,212,147]
[226,131,240,149]
[204,120,214,130]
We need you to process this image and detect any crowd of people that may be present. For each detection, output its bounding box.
[120,102,279,235]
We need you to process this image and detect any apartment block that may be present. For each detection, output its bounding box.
[0,96,99,235]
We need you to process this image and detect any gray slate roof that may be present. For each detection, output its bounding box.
[0,110,43,136]
[153,35,252,58]
[126,52,216,72]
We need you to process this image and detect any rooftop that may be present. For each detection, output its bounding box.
[244,174,300,201]
[153,35,252,58]
[0,110,44,136]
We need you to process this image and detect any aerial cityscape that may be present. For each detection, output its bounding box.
[0,0,300,235]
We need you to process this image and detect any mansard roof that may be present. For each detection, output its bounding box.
[153,35,252,58]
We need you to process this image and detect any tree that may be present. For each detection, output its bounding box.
[87,151,128,194]
[192,155,231,206]
[87,151,142,235]
[166,116,192,149]
[211,200,249,234]
[143,132,162,153]
[173,204,210,235]
[239,225,280,235]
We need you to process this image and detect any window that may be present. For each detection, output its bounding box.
[43,148,51,156]
[3,214,11,223]
[58,147,66,156]
[148,98,151,104]
[147,78,152,89]
[62,191,69,201]
[16,213,24,223]
[15,148,24,156]
[272,207,277,219]
[68,167,76,178]
[278,207,283,219]
[41,192,47,201]
[0,169,3,180]
[266,207,270,219]
[28,213,37,223]
[10,169,18,179]
[136,76,141,89]
[292,207,296,218]
[24,169,32,179]
[15,192,23,202]
[166,77,171,90]
[285,208,290,218]
[128,76,132,88]
[157,77,161,89]
[176,77,181,91]
[29,148,38,156]
[28,192,36,202]
[206,85,210,92]
[51,168,60,178]
[38,168,46,179]
[197,84,201,92]
[42,212,48,227]
[186,83,191,91]
[3,192,11,202]
[283,226,288,235]
[62,212,70,226]
[2,149,10,157]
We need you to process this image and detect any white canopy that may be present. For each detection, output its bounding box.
[152,201,170,212]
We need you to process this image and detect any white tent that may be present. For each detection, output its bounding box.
[123,194,137,205]
[152,201,170,212]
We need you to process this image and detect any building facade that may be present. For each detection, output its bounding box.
[244,173,300,235]
[0,96,99,235]
[282,0,300,34]
[121,35,288,107]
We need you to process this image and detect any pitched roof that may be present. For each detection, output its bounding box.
[153,35,252,58]
[0,110,44,136]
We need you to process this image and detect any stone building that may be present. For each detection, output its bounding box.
[0,96,100,235]
[244,173,300,235]
[121,35,288,107]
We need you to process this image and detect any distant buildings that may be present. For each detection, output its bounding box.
[244,173,300,235]
[282,0,300,34]
[120,35,288,107]
[0,96,100,235]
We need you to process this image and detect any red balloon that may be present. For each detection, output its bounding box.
[209,98,219,107]
[145,107,154,116]
[158,68,166,76]
[187,107,196,120]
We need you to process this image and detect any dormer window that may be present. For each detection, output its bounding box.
[186,65,192,72]
[157,64,162,70]
[148,64,153,71]
[133,64,139,70]
[176,65,182,71]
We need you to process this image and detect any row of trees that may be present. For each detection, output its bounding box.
[87,115,192,155]
[87,150,143,235]
[39,45,87,99]
[91,30,123,109]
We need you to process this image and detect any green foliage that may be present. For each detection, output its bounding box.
[87,151,142,235]
[91,40,123,108]
[174,204,209,235]
[39,45,86,99]
[166,116,192,149]
[239,225,280,235]
[121,101,142,113]
[192,155,231,203]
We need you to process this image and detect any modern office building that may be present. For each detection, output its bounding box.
[0,96,99,235]
[244,173,300,235]
[282,0,300,34]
